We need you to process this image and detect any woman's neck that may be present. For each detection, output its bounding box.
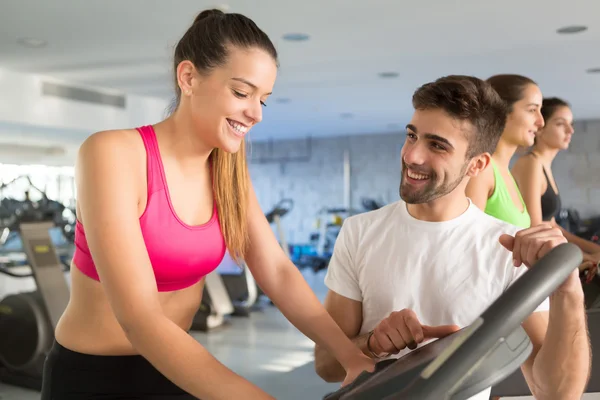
[492,137,518,168]
[531,143,560,166]
[154,108,214,165]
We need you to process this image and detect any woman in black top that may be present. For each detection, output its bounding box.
[512,97,600,281]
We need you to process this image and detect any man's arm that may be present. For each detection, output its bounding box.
[521,289,590,399]
[314,291,372,382]
[500,226,591,399]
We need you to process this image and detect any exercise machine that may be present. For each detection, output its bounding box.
[361,197,385,212]
[0,221,70,391]
[323,243,583,400]
[295,206,354,272]
[216,251,260,317]
[0,175,76,245]
[265,198,294,258]
[190,270,235,332]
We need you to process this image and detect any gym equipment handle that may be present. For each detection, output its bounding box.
[387,242,582,399]
[323,360,396,400]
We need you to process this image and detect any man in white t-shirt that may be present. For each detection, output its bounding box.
[314,75,590,399]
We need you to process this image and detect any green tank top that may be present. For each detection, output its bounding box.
[484,160,531,228]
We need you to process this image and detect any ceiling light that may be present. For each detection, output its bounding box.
[556,25,587,34]
[340,113,353,119]
[378,72,399,78]
[215,4,230,12]
[17,37,47,48]
[586,67,600,74]
[282,33,310,42]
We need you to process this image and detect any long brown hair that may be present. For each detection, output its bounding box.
[172,9,278,262]
[210,144,250,262]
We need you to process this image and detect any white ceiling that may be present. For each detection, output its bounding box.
[1,0,600,142]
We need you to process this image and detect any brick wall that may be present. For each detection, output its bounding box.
[249,119,600,244]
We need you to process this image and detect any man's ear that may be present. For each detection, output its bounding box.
[466,152,491,177]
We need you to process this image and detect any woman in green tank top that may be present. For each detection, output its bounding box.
[465,74,545,229]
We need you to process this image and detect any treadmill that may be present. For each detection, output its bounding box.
[323,242,583,400]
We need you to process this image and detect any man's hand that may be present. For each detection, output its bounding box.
[369,309,460,356]
[499,224,566,268]
[499,224,580,295]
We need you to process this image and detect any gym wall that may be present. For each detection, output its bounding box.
[550,119,600,217]
[248,131,404,244]
[249,118,600,245]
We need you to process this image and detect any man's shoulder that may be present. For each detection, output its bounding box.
[344,201,401,229]
[339,201,402,248]
[467,204,522,236]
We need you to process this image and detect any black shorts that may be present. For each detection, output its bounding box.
[41,340,197,399]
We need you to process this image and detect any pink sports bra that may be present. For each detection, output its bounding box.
[72,125,226,291]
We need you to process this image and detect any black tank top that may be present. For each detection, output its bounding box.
[530,153,562,221]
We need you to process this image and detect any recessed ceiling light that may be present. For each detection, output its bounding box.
[17,37,47,48]
[556,25,587,34]
[275,97,291,104]
[282,33,310,42]
[340,112,353,119]
[587,67,600,74]
[215,4,230,12]
[378,72,399,78]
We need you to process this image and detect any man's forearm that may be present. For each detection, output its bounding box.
[315,332,374,382]
[532,291,590,399]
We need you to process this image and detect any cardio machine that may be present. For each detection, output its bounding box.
[0,221,70,391]
[190,270,236,332]
[323,243,586,400]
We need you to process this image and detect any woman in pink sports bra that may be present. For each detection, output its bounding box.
[41,9,374,400]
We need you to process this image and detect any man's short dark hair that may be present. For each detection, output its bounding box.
[412,75,508,158]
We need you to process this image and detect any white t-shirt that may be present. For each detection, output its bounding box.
[324,199,550,400]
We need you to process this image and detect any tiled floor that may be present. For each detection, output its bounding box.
[1,270,599,399]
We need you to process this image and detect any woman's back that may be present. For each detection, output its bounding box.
[512,153,561,223]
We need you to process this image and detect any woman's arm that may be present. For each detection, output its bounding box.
[465,163,494,211]
[243,183,374,380]
[76,131,273,400]
[554,223,600,254]
[511,155,544,226]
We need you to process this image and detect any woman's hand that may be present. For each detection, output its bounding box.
[341,354,376,387]
[583,251,600,264]
[580,252,600,284]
